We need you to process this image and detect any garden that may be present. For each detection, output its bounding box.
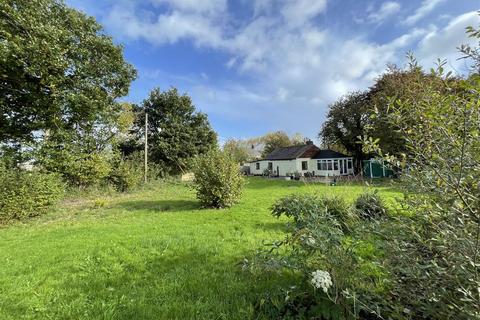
[1,1,480,319]
[0,178,400,319]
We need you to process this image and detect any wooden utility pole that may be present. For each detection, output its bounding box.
[144,112,148,183]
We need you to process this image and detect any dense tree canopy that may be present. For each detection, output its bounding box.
[222,139,251,164]
[368,63,448,157]
[320,64,448,170]
[135,88,217,174]
[261,131,304,157]
[0,0,136,144]
[320,91,370,170]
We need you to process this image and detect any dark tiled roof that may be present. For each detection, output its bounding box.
[265,144,319,160]
[312,149,350,159]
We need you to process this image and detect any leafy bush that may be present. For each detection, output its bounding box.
[247,193,385,318]
[360,62,480,318]
[39,146,112,188]
[192,149,245,208]
[0,168,65,222]
[108,156,143,192]
[271,193,353,233]
[353,190,388,220]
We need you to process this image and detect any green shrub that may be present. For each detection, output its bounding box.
[353,190,388,220]
[272,193,353,233]
[0,168,65,222]
[108,156,143,192]
[192,149,245,208]
[39,147,112,188]
[246,193,385,318]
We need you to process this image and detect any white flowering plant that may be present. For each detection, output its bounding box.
[310,270,332,293]
[244,193,387,319]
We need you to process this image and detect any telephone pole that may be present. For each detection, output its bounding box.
[144,112,148,183]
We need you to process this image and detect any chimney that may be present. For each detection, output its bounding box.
[305,139,313,145]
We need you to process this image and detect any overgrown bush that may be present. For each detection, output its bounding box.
[108,155,143,192]
[192,149,245,208]
[353,190,388,220]
[39,146,112,188]
[246,193,385,318]
[0,168,65,222]
[272,193,353,233]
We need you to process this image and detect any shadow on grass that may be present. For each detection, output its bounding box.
[33,247,290,320]
[114,199,201,212]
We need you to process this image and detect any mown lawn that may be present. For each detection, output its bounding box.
[0,177,401,319]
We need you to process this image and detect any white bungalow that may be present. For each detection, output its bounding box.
[249,142,354,177]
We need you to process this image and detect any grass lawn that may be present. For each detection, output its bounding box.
[0,177,401,319]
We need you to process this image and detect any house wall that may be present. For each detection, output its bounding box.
[249,161,266,175]
[249,160,297,176]
[274,160,297,176]
[249,157,355,177]
[295,158,312,175]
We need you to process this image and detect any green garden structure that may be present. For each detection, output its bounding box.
[362,159,395,178]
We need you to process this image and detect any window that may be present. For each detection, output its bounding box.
[321,160,327,170]
[334,160,339,170]
[348,159,353,169]
[256,162,260,170]
[302,161,308,170]
[268,162,273,170]
[327,160,333,170]
[317,161,322,170]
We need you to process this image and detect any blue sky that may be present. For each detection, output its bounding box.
[66,0,479,142]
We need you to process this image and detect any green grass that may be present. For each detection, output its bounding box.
[0,177,401,319]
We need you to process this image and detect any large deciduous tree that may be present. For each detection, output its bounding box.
[368,63,446,157]
[138,88,217,174]
[222,139,251,164]
[320,91,370,170]
[320,64,446,170]
[0,0,136,145]
[261,131,304,157]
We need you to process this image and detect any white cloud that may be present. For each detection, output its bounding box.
[104,4,225,47]
[416,11,478,73]
[150,0,227,14]
[91,0,477,137]
[367,1,401,24]
[403,0,445,26]
[281,0,328,28]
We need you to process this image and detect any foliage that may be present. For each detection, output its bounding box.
[361,58,480,317]
[353,190,388,220]
[192,149,245,208]
[0,0,136,145]
[108,154,144,192]
[107,151,164,192]
[319,91,370,171]
[123,88,217,175]
[459,18,480,73]
[319,65,445,169]
[271,194,353,233]
[262,131,305,157]
[222,139,252,164]
[0,167,64,222]
[37,137,112,188]
[368,63,445,157]
[248,192,386,318]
